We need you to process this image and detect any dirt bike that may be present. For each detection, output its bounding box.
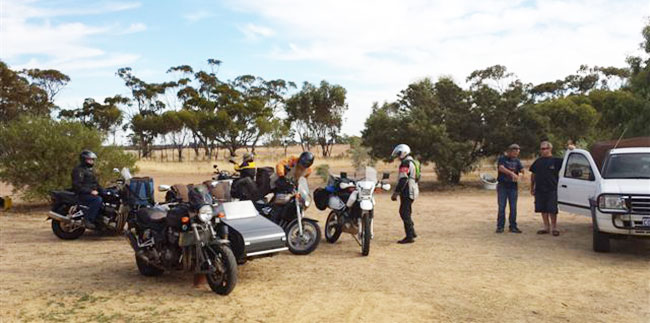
[125,184,237,295]
[47,168,137,240]
[254,176,321,255]
[316,167,390,256]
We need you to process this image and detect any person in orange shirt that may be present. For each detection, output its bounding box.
[273,152,314,191]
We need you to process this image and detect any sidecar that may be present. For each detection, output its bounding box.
[216,200,288,263]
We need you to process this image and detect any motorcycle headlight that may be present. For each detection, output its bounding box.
[598,195,627,211]
[198,205,214,223]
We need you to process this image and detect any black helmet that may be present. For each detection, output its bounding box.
[297,151,314,168]
[80,150,97,164]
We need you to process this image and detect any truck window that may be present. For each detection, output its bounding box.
[602,153,650,179]
[564,153,594,181]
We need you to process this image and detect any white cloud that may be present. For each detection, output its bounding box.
[183,10,214,22]
[119,22,147,34]
[226,0,650,134]
[0,1,142,70]
[239,23,275,40]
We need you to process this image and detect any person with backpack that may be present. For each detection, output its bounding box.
[71,150,102,229]
[390,144,420,244]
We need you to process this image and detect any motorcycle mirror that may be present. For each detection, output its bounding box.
[382,183,391,191]
[213,164,218,169]
[382,172,390,180]
[340,172,347,179]
[158,185,171,192]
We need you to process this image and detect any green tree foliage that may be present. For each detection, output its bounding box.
[0,61,53,123]
[117,67,174,157]
[286,81,348,156]
[0,116,136,201]
[59,96,126,141]
[20,67,70,103]
[170,60,294,157]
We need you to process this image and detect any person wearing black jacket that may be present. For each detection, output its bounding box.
[72,150,102,228]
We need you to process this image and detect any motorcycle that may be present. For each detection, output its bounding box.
[47,168,136,240]
[163,180,288,265]
[210,162,274,202]
[254,176,321,255]
[317,167,390,256]
[125,184,238,295]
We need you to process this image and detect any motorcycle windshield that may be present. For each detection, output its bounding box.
[190,184,214,207]
[298,177,310,203]
[364,167,377,183]
[121,168,133,181]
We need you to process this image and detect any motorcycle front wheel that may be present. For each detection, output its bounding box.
[324,211,342,243]
[205,245,238,295]
[286,220,321,255]
[361,213,371,256]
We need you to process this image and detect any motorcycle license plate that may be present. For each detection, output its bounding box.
[643,217,650,227]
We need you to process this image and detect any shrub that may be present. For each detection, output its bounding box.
[315,164,330,183]
[0,116,137,201]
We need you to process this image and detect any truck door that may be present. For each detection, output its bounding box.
[558,149,600,216]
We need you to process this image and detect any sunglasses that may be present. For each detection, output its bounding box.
[540,147,550,150]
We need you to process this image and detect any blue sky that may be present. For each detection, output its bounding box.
[2,0,649,137]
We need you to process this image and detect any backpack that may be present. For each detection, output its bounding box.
[409,159,422,182]
[128,177,155,207]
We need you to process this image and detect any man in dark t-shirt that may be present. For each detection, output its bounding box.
[529,141,564,236]
[496,144,524,233]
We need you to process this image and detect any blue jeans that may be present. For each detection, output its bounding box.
[497,183,518,229]
[79,194,103,223]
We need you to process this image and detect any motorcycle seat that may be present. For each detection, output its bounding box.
[136,208,167,224]
[51,190,78,204]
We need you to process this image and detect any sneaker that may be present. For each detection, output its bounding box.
[397,237,415,244]
[509,228,522,234]
[495,228,504,233]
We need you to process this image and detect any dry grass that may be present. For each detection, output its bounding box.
[1,188,648,322]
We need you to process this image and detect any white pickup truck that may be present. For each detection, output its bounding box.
[557,141,650,252]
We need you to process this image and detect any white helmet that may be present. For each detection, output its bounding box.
[391,144,411,160]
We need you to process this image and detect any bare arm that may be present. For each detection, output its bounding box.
[530,173,535,195]
[498,165,517,177]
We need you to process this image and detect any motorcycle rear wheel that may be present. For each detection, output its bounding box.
[361,213,371,256]
[206,245,238,295]
[324,211,342,243]
[51,220,85,240]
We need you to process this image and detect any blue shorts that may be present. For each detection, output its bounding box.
[535,190,558,214]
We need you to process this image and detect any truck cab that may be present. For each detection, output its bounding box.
[558,146,650,252]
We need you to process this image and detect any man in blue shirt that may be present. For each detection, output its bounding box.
[496,144,524,233]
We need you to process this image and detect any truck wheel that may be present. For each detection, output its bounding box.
[592,226,610,252]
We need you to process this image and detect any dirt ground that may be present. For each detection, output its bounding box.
[1,170,649,322]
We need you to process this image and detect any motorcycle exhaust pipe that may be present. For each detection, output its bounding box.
[124,230,140,252]
[48,211,71,223]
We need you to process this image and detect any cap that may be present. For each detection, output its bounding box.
[508,144,521,150]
